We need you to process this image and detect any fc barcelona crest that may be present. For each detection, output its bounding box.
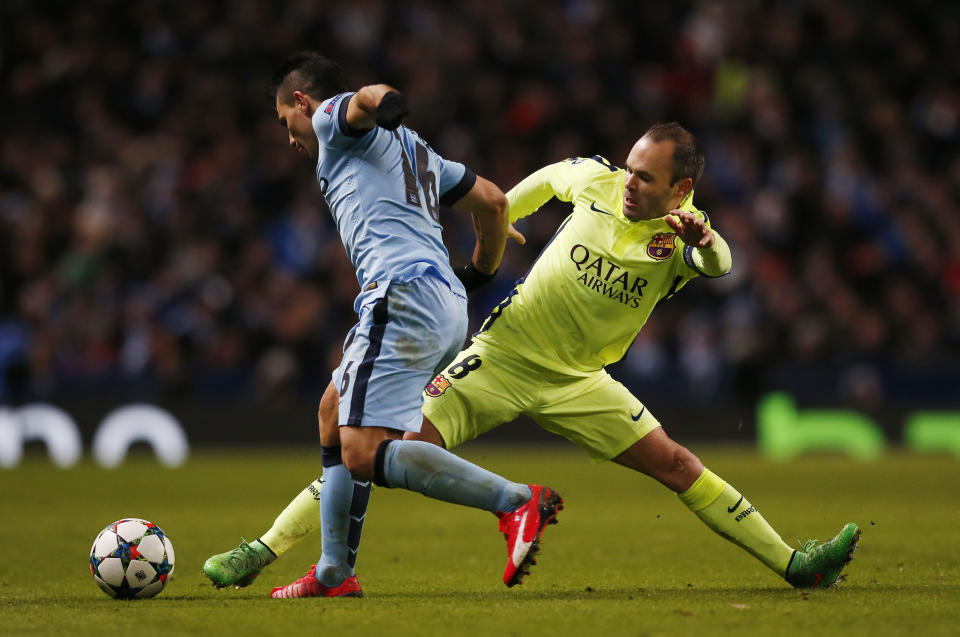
[647,233,676,260]
[425,374,451,397]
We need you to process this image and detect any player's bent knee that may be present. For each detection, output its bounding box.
[649,430,703,478]
[669,445,704,491]
[674,444,703,473]
[340,426,394,481]
[341,446,375,481]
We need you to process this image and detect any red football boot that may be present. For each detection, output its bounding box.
[269,564,363,599]
[497,485,563,587]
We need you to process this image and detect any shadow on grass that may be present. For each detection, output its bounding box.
[369,582,960,603]
[5,583,957,607]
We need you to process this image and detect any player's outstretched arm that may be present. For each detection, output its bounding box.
[448,176,510,291]
[345,84,408,131]
[505,162,567,222]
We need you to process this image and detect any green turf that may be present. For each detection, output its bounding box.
[1,444,958,636]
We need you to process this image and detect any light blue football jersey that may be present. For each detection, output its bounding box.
[313,92,475,312]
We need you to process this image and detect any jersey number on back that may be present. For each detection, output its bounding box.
[394,131,440,222]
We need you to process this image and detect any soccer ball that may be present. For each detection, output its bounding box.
[89,518,175,599]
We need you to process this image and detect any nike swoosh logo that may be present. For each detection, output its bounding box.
[630,406,645,421]
[727,496,744,513]
[590,201,613,216]
[511,513,533,567]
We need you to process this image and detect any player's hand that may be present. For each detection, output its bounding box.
[664,210,714,248]
[508,223,526,245]
[376,91,409,130]
[454,262,496,293]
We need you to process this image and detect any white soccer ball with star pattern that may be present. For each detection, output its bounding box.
[89,518,175,599]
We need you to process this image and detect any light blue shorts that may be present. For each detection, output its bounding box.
[333,275,468,432]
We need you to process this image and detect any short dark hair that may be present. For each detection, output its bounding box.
[643,122,705,187]
[271,51,348,105]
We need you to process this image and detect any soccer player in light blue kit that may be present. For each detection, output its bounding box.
[202,52,562,597]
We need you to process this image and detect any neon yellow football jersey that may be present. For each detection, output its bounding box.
[473,155,731,376]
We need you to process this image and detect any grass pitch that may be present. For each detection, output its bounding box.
[1,444,958,636]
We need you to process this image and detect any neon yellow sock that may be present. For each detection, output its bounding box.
[259,478,323,557]
[678,468,794,575]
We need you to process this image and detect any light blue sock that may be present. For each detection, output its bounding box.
[377,440,531,513]
[315,447,370,587]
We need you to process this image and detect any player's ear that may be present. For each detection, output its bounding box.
[673,177,693,199]
[293,91,310,114]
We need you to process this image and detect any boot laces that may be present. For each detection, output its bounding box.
[796,538,820,554]
[225,538,261,570]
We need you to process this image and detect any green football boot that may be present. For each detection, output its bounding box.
[785,522,860,588]
[202,539,275,589]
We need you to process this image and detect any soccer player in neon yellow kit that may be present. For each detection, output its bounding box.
[205,123,859,592]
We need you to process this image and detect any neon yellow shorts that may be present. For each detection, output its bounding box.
[421,339,660,463]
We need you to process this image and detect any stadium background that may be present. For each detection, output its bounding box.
[1,0,958,447]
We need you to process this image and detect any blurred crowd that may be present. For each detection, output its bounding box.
[1,0,958,408]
